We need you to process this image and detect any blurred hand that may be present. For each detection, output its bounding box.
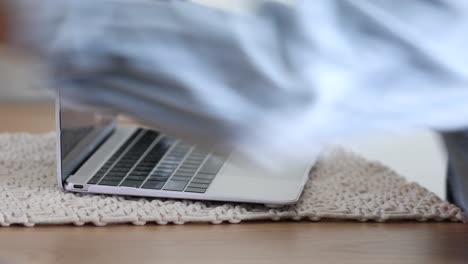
[10,0,468,169]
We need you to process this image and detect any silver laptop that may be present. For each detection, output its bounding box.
[56,93,316,206]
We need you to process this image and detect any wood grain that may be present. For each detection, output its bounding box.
[0,103,467,264]
[0,103,55,133]
[0,223,467,264]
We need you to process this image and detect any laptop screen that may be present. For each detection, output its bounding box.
[59,99,115,183]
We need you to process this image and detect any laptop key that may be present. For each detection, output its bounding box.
[163,180,189,191]
[98,180,121,186]
[104,174,127,180]
[194,173,216,180]
[126,175,147,181]
[120,180,144,188]
[164,159,184,164]
[171,176,192,181]
[112,168,129,173]
[87,178,100,184]
[158,164,178,169]
[151,171,172,178]
[185,187,207,193]
[187,182,210,189]
[173,172,195,177]
[131,171,150,176]
[137,166,155,171]
[190,178,212,184]
[154,168,175,173]
[177,168,197,174]
[107,172,127,177]
[199,156,225,174]
[142,180,165,190]
[148,176,170,182]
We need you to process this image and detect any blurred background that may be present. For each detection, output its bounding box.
[0,0,448,198]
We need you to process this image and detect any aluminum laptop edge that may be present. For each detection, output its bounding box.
[55,92,317,206]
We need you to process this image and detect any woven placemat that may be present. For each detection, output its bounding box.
[0,133,464,226]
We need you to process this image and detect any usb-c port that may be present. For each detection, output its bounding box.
[74,184,84,189]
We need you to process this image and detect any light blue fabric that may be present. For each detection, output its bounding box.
[11,0,468,165]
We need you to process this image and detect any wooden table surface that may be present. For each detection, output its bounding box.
[0,103,467,264]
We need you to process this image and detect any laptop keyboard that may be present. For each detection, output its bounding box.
[87,129,226,193]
